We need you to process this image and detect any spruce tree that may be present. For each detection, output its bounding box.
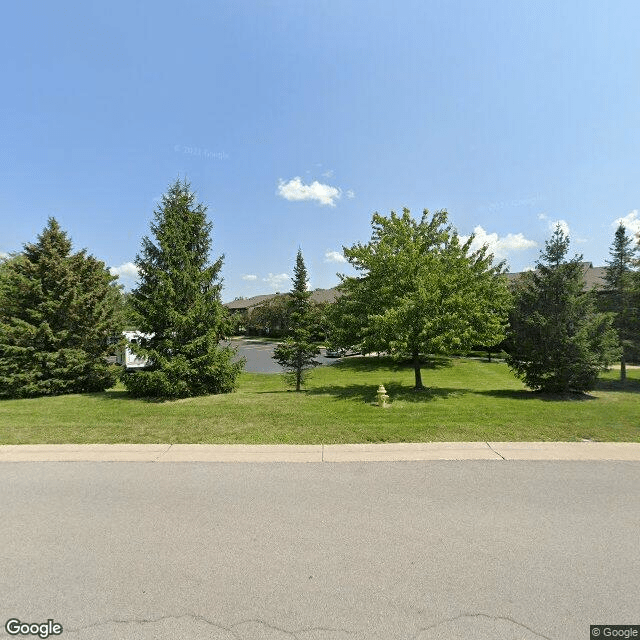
[506,225,618,393]
[123,179,243,398]
[272,249,320,391]
[0,218,122,398]
[603,224,639,382]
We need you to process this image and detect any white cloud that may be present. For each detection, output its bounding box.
[263,273,290,291]
[0,251,8,261]
[550,219,570,236]
[615,210,640,236]
[277,177,341,207]
[346,189,355,199]
[242,274,258,281]
[321,169,334,178]
[109,262,139,279]
[109,262,139,290]
[537,212,547,220]
[461,226,537,260]
[324,250,346,263]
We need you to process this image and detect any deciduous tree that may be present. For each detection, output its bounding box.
[248,295,291,337]
[330,208,511,389]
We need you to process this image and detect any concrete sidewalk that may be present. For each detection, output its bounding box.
[1,441,640,462]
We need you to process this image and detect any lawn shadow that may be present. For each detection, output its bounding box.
[477,375,640,400]
[89,390,179,404]
[476,389,598,402]
[309,356,458,402]
[595,377,640,393]
[308,381,465,403]
[88,390,132,401]
[329,355,453,374]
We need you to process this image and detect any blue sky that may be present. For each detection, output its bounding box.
[2,0,639,301]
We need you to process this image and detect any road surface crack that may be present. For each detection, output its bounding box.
[64,614,352,639]
[413,612,554,639]
[485,442,506,460]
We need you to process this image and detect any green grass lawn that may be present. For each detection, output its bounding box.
[0,357,638,444]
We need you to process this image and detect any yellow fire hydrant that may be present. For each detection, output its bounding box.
[376,384,389,407]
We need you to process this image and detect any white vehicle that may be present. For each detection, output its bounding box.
[116,331,153,371]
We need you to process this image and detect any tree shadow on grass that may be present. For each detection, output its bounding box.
[89,390,183,404]
[476,375,640,401]
[329,355,453,374]
[87,390,132,402]
[308,382,465,403]
[475,389,598,402]
[307,356,458,402]
[594,377,640,393]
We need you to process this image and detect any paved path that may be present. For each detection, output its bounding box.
[2,441,640,461]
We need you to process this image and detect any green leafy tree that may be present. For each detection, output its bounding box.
[272,249,320,391]
[0,218,122,398]
[506,225,618,393]
[123,179,243,398]
[330,208,511,390]
[308,301,330,342]
[248,295,291,336]
[602,224,640,381]
[228,308,249,336]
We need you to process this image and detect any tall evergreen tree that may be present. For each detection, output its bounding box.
[123,179,243,398]
[0,218,122,398]
[506,225,618,393]
[272,249,320,391]
[602,224,639,382]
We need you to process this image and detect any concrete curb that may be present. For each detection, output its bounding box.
[1,442,640,462]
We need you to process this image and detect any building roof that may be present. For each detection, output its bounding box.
[226,263,609,309]
[225,293,280,311]
[224,288,342,311]
[309,287,342,304]
[505,262,608,292]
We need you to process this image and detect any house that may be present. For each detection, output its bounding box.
[504,262,607,292]
[115,330,153,371]
[224,288,343,336]
[223,287,342,315]
[224,265,607,315]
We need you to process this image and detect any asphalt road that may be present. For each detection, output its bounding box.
[1,461,639,639]
[230,338,339,373]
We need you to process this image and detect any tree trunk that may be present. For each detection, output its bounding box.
[413,349,424,390]
[620,349,626,384]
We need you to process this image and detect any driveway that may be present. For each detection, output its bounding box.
[229,338,339,373]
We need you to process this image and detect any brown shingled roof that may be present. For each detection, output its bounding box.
[226,263,608,308]
[225,293,280,311]
[224,288,342,311]
[505,262,608,292]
